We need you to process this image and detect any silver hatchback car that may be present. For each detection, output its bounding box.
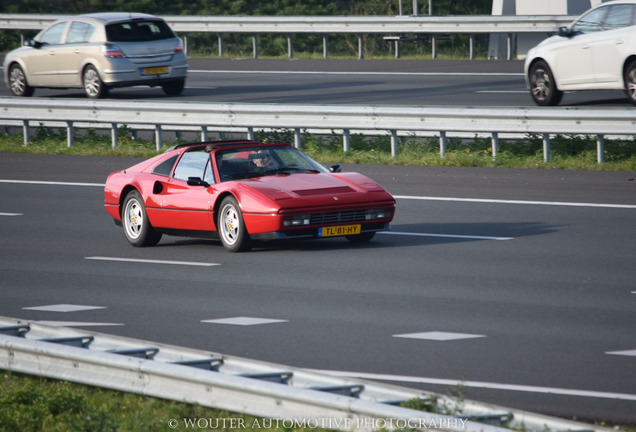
[3,12,187,98]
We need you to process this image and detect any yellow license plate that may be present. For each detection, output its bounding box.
[142,66,169,75]
[319,224,361,237]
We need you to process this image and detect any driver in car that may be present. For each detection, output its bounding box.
[251,150,278,173]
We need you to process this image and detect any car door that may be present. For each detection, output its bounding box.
[590,4,636,84]
[24,21,69,86]
[55,20,96,87]
[154,149,217,231]
[552,7,608,86]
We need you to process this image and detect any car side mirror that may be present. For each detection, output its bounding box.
[187,177,209,187]
[558,27,572,37]
[330,164,341,173]
[25,39,43,48]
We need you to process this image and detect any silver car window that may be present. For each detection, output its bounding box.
[66,21,95,44]
[106,20,174,42]
[173,150,213,183]
[572,7,608,34]
[603,5,635,31]
[39,21,68,45]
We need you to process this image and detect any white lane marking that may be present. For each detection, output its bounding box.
[606,349,636,357]
[307,369,636,402]
[85,256,221,267]
[0,179,104,187]
[394,331,486,341]
[3,179,634,209]
[23,304,106,313]
[190,69,524,77]
[0,212,23,216]
[395,195,636,209]
[476,90,528,94]
[380,231,513,241]
[35,321,124,327]
[202,317,288,326]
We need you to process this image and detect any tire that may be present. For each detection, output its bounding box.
[8,64,34,97]
[161,79,185,96]
[528,60,563,106]
[217,196,251,252]
[346,231,376,243]
[83,65,109,99]
[122,190,162,247]
[624,60,636,106]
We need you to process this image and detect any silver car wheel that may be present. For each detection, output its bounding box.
[83,65,107,98]
[123,197,144,240]
[8,64,34,97]
[625,61,636,106]
[528,60,562,106]
[219,202,240,246]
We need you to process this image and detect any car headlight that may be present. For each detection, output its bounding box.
[284,215,311,226]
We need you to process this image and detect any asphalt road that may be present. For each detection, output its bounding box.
[1,153,635,424]
[1,57,633,107]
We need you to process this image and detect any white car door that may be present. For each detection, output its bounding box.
[590,4,636,84]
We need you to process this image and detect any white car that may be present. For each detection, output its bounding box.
[525,0,636,106]
[3,12,187,98]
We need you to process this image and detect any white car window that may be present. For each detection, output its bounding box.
[572,7,607,34]
[66,21,95,44]
[39,21,68,45]
[603,5,635,31]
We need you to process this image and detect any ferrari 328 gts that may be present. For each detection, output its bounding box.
[104,140,396,252]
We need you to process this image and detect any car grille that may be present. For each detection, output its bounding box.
[310,209,372,225]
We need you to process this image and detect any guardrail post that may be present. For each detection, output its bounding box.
[294,128,301,149]
[469,35,475,60]
[323,35,328,58]
[431,35,437,59]
[252,35,258,59]
[597,134,605,163]
[247,127,255,141]
[183,33,189,56]
[111,123,118,149]
[22,120,30,147]
[343,129,351,152]
[439,131,447,158]
[155,125,163,151]
[358,35,364,60]
[391,130,399,157]
[491,132,499,160]
[218,34,224,57]
[66,122,74,147]
[201,126,208,142]
[507,33,513,60]
[287,35,294,58]
[543,133,550,163]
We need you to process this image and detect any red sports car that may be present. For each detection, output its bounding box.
[104,140,395,252]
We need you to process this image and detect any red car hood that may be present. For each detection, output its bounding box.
[238,172,394,209]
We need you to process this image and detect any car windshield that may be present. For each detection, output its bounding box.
[215,145,328,182]
[106,20,175,42]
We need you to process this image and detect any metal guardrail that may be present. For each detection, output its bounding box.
[1,98,634,163]
[0,13,574,59]
[0,316,616,431]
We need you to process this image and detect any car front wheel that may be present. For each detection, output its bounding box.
[83,65,109,99]
[122,190,162,247]
[624,60,636,106]
[8,64,34,97]
[218,196,251,252]
[529,60,563,106]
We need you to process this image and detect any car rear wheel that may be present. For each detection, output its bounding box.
[83,65,109,99]
[218,196,251,252]
[8,64,34,97]
[624,60,636,106]
[122,190,162,247]
[529,60,562,106]
[161,79,185,96]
